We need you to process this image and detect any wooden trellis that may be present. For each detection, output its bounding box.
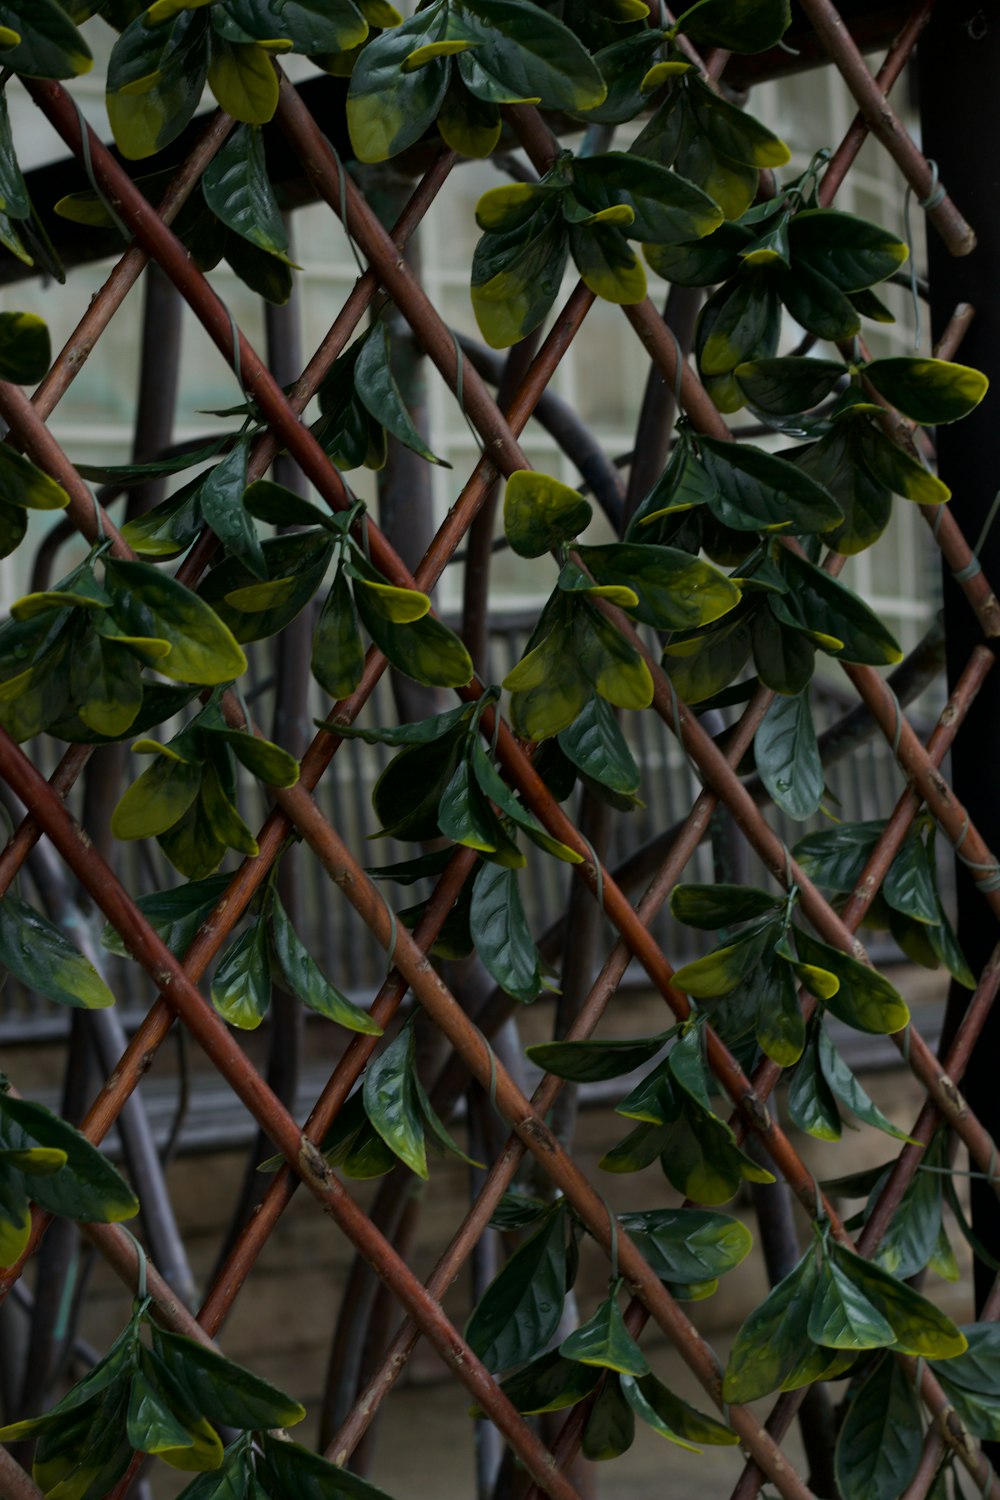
[0,3,997,1499]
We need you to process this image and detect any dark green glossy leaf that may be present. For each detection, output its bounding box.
[698,436,842,535]
[466,1203,567,1373]
[262,1432,397,1500]
[723,1247,819,1401]
[526,1029,672,1083]
[211,920,271,1030]
[557,695,639,797]
[489,1192,552,1232]
[578,541,740,630]
[355,322,449,466]
[202,123,288,259]
[617,1207,751,1283]
[106,559,247,684]
[793,929,909,1035]
[561,1294,649,1375]
[790,210,908,293]
[774,549,902,666]
[572,152,722,245]
[835,1354,923,1500]
[469,861,540,1003]
[102,874,232,960]
[883,832,939,925]
[152,1324,305,1431]
[370,723,468,841]
[662,611,755,705]
[471,197,569,348]
[671,919,779,998]
[755,690,822,820]
[794,820,883,894]
[197,438,266,581]
[200,530,334,643]
[452,0,607,113]
[863,357,988,425]
[354,580,474,688]
[735,356,845,415]
[818,1027,913,1141]
[495,1349,602,1415]
[0,891,114,1011]
[0,1091,138,1225]
[346,6,450,162]
[363,1023,427,1178]
[809,1253,894,1349]
[828,1240,966,1358]
[582,1372,634,1461]
[271,892,382,1034]
[621,1371,737,1449]
[469,739,581,863]
[669,883,778,930]
[679,0,790,51]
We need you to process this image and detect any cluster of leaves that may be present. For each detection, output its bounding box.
[0,1078,138,1267]
[465,1191,742,1459]
[0,1290,393,1499]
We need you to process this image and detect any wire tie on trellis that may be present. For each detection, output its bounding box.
[449,329,485,455]
[664,322,685,416]
[972,487,1000,560]
[952,556,983,584]
[471,1022,499,1117]
[70,95,133,245]
[121,1226,148,1303]
[951,813,1000,892]
[919,160,947,213]
[330,138,367,281]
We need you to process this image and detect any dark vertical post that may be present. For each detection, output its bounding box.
[920,2,1000,1311]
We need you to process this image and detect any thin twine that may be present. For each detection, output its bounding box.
[329,138,367,280]
[952,812,1000,893]
[71,96,133,244]
[902,160,945,350]
[122,1226,148,1302]
[449,329,485,454]
[471,1022,499,1116]
[947,486,1000,586]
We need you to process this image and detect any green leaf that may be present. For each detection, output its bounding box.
[70,633,143,739]
[883,832,939,925]
[699,270,778,378]
[107,10,210,159]
[852,416,950,506]
[817,1027,913,1142]
[211,920,271,1030]
[569,219,646,303]
[809,1253,894,1349]
[112,749,203,843]
[671,919,779,998]
[346,5,451,162]
[197,438,267,581]
[793,929,910,1035]
[698,436,843,535]
[835,1355,924,1500]
[621,1372,737,1449]
[873,1140,943,1278]
[363,1023,427,1178]
[102,874,232,960]
[494,1350,602,1415]
[659,1099,774,1204]
[527,1029,672,1083]
[616,1208,752,1284]
[466,1203,568,1374]
[558,695,639,797]
[370,724,468,841]
[470,861,541,1003]
[270,893,381,1033]
[794,820,883,894]
[669,883,779,931]
[222,0,369,55]
[578,542,740,630]
[503,469,592,558]
[354,322,449,466]
[0,1091,138,1225]
[311,568,365,701]
[662,612,755,706]
[202,123,288,259]
[723,1247,819,1401]
[205,725,299,788]
[106,559,247,684]
[790,210,908,293]
[863,357,988,425]
[755,690,822,820]
[152,1324,305,1431]
[199,530,334,643]
[0,310,49,384]
[354,582,474,688]
[0,891,114,1011]
[0,441,68,510]
[439,754,522,863]
[451,0,606,112]
[561,1294,649,1376]
[504,609,592,740]
[207,36,279,124]
[788,1026,841,1140]
[678,0,791,51]
[469,739,581,863]
[828,1240,967,1358]
[0,0,92,77]
[261,1433,397,1500]
[573,152,722,245]
[582,1372,635,1461]
[735,356,845,415]
[471,197,569,348]
[774,549,902,666]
